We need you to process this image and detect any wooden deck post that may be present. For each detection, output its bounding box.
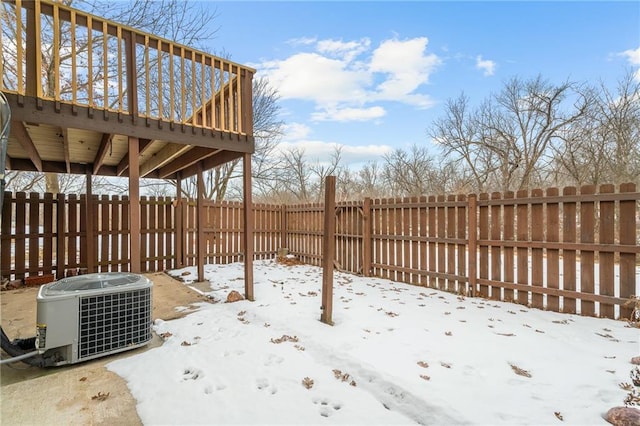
[128,137,141,273]
[619,182,636,319]
[24,0,42,101]
[243,153,254,301]
[321,176,336,325]
[196,163,205,282]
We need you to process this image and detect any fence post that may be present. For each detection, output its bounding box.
[467,194,477,297]
[620,182,637,319]
[321,176,336,325]
[362,197,371,277]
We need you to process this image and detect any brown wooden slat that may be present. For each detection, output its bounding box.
[478,193,489,298]
[27,193,39,276]
[111,195,121,272]
[14,193,26,279]
[411,197,420,285]
[140,196,148,272]
[428,196,436,288]
[55,193,65,278]
[531,189,544,309]
[546,188,560,312]
[580,185,596,316]
[490,192,501,300]
[121,195,130,272]
[437,195,446,291]
[68,194,78,272]
[477,278,630,307]
[43,193,53,275]
[402,199,411,284]
[420,196,428,287]
[599,184,615,318]
[456,194,467,294]
[502,191,515,302]
[516,189,529,306]
[619,182,637,319]
[562,187,577,313]
[100,194,109,272]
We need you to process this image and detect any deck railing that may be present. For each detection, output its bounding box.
[0,0,254,135]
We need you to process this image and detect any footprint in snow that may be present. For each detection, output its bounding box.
[256,378,278,395]
[312,397,342,417]
[182,368,204,381]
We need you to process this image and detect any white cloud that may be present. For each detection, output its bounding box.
[282,122,312,140]
[619,46,640,82]
[260,53,370,104]
[258,35,441,122]
[286,36,317,47]
[476,55,496,76]
[316,38,371,61]
[370,37,441,102]
[619,46,640,65]
[311,106,386,122]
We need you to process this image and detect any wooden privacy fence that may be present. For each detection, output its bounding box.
[2,183,639,319]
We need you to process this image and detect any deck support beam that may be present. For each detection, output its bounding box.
[128,136,141,273]
[321,175,336,325]
[243,153,254,301]
[196,163,205,282]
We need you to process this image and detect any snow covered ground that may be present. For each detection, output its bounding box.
[108,260,639,425]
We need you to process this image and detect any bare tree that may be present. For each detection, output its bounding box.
[432,76,589,192]
[553,71,640,186]
[381,144,441,197]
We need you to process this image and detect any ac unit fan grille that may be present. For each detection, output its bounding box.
[78,288,152,359]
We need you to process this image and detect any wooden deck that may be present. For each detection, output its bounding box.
[1,0,255,179]
[1,0,256,289]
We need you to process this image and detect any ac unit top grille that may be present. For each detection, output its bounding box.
[41,273,148,297]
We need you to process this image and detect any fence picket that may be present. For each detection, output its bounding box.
[478,193,489,298]
[516,190,529,306]
[599,184,615,318]
[562,187,577,313]
[490,192,502,300]
[580,185,596,316]
[546,188,560,312]
[456,194,467,294]
[531,189,544,309]
[619,183,637,319]
[446,195,457,293]
[428,195,436,288]
[43,193,53,275]
[503,191,515,302]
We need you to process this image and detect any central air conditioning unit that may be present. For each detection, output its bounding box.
[35,272,153,366]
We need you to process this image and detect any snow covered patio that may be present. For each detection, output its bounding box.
[108,260,639,425]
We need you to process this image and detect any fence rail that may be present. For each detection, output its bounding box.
[1,183,638,319]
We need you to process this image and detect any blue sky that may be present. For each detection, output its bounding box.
[204,1,640,166]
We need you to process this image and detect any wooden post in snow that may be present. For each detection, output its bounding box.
[321,175,336,325]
